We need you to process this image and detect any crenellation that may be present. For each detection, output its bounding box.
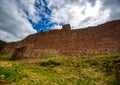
[62,24,71,30]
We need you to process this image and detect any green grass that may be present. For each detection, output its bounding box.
[0,54,120,85]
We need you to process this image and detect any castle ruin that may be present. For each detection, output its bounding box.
[1,20,120,60]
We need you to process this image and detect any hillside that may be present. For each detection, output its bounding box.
[0,54,120,85]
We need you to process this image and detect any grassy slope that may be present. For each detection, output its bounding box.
[0,54,120,85]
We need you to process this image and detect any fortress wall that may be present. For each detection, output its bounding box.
[1,42,23,54]
[1,20,120,59]
[32,25,120,56]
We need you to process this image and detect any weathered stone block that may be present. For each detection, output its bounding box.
[62,24,71,30]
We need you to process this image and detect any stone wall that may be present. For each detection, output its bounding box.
[1,20,120,59]
[0,40,6,53]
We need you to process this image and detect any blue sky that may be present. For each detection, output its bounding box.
[0,0,120,42]
[31,0,54,32]
[30,0,65,32]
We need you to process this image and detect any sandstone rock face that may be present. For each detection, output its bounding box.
[1,20,120,59]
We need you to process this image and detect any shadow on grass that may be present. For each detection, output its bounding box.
[0,54,11,61]
[39,60,61,67]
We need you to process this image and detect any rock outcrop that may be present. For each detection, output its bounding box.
[1,20,120,60]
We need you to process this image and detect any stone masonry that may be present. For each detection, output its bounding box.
[0,40,6,53]
[1,20,120,59]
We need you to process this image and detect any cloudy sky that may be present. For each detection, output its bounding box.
[0,0,120,42]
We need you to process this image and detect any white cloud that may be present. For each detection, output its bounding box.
[52,24,62,29]
[0,0,38,42]
[47,0,110,29]
[16,0,41,23]
[0,0,119,42]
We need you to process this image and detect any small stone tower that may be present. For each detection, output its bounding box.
[62,24,71,30]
